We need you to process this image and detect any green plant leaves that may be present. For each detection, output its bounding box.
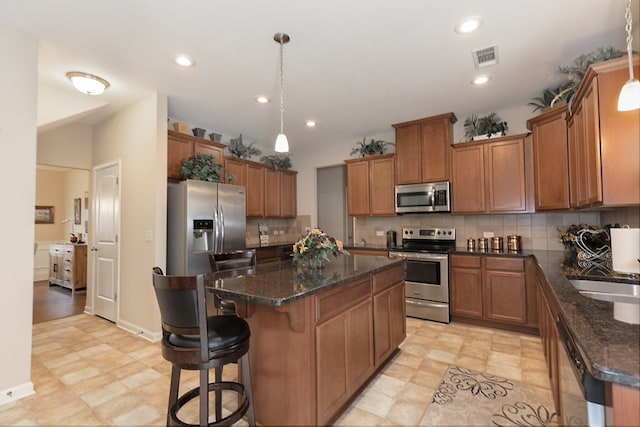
[180,152,235,183]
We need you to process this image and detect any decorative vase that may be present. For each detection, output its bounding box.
[307,258,325,269]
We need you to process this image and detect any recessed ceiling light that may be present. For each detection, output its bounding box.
[472,75,491,85]
[172,54,195,67]
[305,120,317,127]
[66,71,110,95]
[255,96,270,104]
[455,17,483,34]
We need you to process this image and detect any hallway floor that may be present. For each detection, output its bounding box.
[0,314,551,426]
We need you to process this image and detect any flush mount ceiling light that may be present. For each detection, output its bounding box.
[455,17,483,34]
[274,32,290,153]
[66,71,110,95]
[255,95,270,104]
[618,0,640,111]
[305,120,317,127]
[172,54,195,67]
[471,75,491,85]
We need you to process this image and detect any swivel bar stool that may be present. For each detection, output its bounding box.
[151,267,255,427]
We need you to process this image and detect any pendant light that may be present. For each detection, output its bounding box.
[618,0,640,111]
[274,32,290,153]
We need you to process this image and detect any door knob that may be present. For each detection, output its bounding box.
[90,247,98,251]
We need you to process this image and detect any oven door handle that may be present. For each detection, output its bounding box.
[405,299,449,309]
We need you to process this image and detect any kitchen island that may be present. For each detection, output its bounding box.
[206,255,405,426]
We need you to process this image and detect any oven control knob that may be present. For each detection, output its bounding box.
[448,231,452,235]
[437,231,441,235]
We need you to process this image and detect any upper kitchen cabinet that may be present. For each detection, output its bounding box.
[567,54,640,208]
[392,113,457,184]
[527,104,570,211]
[242,159,297,218]
[167,130,225,180]
[345,154,395,216]
[224,157,247,187]
[451,134,532,214]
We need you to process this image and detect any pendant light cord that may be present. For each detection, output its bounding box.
[279,39,285,134]
[625,0,635,79]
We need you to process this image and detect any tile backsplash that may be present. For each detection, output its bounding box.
[354,206,639,251]
[246,215,310,247]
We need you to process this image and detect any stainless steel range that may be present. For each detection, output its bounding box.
[389,227,456,323]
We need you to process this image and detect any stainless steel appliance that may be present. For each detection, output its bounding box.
[556,314,605,427]
[389,227,456,323]
[395,181,451,214]
[167,180,246,275]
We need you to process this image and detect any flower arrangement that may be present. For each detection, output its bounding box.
[293,228,349,268]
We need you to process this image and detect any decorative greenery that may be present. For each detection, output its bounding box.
[463,112,508,141]
[293,228,349,268]
[180,152,235,183]
[350,137,395,158]
[260,153,292,170]
[227,134,262,159]
[528,46,625,112]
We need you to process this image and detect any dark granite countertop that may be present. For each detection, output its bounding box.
[344,244,389,252]
[205,255,402,307]
[533,250,639,389]
[246,241,296,250]
[453,247,639,388]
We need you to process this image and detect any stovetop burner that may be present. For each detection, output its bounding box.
[390,226,457,254]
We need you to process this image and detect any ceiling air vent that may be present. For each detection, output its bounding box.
[472,45,499,68]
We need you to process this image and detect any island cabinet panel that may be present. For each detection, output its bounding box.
[450,254,536,333]
[536,277,560,414]
[264,168,281,217]
[393,112,456,184]
[245,163,265,217]
[345,153,395,216]
[167,130,225,180]
[527,104,570,211]
[567,55,640,207]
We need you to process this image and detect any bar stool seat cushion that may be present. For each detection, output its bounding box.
[168,315,250,350]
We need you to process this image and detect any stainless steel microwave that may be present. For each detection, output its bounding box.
[395,181,451,213]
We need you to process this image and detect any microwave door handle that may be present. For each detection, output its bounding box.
[430,187,435,210]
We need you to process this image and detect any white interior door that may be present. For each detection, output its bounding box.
[92,162,120,322]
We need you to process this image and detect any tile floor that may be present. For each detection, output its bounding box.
[0,315,551,426]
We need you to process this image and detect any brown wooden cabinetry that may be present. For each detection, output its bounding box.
[536,274,560,414]
[223,157,247,187]
[393,113,457,184]
[527,104,570,211]
[451,134,529,214]
[237,159,297,218]
[372,267,406,367]
[167,130,225,180]
[567,54,640,208]
[450,254,537,333]
[48,244,87,294]
[345,154,395,216]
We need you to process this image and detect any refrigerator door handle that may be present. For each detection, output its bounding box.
[219,206,225,252]
[213,208,219,254]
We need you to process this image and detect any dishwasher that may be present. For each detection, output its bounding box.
[556,314,606,426]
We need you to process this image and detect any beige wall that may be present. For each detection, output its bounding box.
[0,26,37,403]
[37,123,93,169]
[90,93,166,338]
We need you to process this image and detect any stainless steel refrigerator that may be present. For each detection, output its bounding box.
[167,180,246,275]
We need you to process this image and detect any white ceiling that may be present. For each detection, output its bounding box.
[1,0,638,152]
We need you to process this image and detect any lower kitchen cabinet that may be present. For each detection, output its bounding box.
[450,254,537,333]
[536,275,560,415]
[48,244,87,294]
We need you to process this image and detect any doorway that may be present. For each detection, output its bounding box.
[317,165,352,245]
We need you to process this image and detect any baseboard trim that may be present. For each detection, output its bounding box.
[0,382,35,407]
[117,318,162,342]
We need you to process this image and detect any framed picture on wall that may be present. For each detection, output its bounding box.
[35,206,54,224]
[74,198,81,225]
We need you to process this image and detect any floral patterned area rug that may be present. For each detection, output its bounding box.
[423,366,558,427]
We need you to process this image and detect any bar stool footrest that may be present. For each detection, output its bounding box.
[170,381,250,427]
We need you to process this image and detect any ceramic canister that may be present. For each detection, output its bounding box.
[611,228,640,274]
